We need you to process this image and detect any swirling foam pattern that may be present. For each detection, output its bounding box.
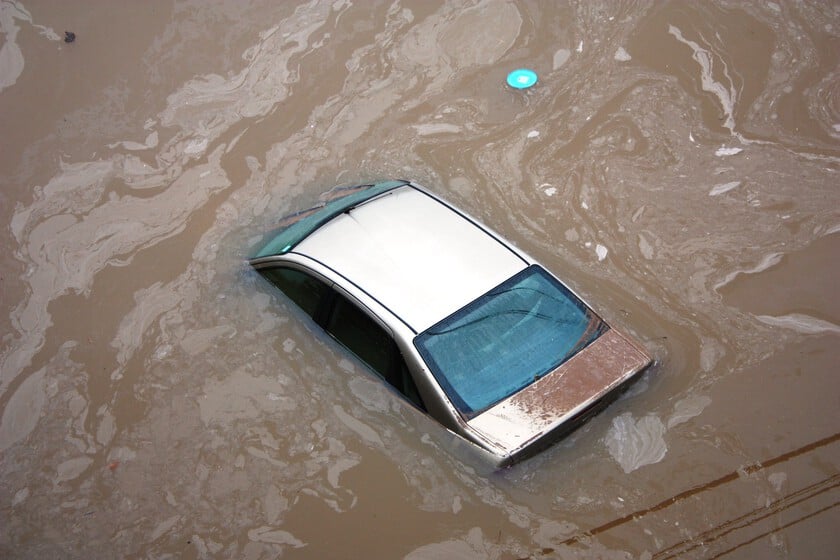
[1,1,838,558]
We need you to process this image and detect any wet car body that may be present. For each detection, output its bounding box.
[249,180,652,467]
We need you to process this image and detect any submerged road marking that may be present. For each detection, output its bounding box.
[560,431,840,547]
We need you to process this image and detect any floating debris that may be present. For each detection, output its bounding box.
[667,395,712,428]
[709,180,742,196]
[715,146,743,157]
[596,244,608,261]
[413,123,462,136]
[553,48,571,70]
[614,47,632,61]
[507,68,538,89]
[64,31,75,43]
[605,413,667,473]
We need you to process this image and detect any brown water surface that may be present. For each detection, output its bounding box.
[1,1,838,558]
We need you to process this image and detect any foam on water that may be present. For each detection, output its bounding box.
[2,1,839,557]
[0,1,59,92]
[604,413,668,473]
[669,24,739,137]
[755,313,840,335]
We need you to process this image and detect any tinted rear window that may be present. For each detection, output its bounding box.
[414,266,607,417]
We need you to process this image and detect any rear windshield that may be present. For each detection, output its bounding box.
[251,180,408,258]
[414,265,607,417]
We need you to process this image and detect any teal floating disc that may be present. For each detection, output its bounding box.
[506,68,538,89]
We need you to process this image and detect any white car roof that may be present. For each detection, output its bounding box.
[292,186,527,332]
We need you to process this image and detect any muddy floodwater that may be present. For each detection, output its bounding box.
[1,1,839,558]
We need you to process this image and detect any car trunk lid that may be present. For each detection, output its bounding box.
[467,328,652,463]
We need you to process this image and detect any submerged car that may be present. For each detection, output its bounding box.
[249,180,652,466]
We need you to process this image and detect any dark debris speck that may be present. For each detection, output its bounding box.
[64,31,76,43]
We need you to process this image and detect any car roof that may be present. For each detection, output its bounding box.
[291,185,528,332]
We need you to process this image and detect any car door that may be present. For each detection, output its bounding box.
[324,288,425,411]
[259,265,425,410]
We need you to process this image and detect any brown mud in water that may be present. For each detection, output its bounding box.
[1,1,838,558]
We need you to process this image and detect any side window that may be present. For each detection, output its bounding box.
[260,267,329,319]
[394,358,426,412]
[260,269,426,411]
[326,293,392,376]
[326,293,425,411]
